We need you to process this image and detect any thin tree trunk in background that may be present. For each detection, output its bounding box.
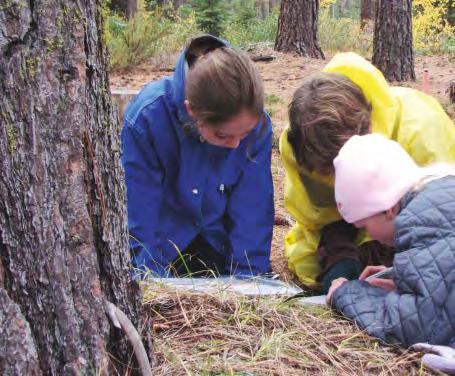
[127,0,138,19]
[372,0,415,82]
[361,0,376,29]
[109,0,127,15]
[449,80,455,103]
[269,0,279,10]
[256,0,270,19]
[172,0,187,9]
[275,0,324,58]
[0,0,149,373]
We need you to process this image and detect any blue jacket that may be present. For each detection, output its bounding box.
[332,175,455,347]
[121,41,274,277]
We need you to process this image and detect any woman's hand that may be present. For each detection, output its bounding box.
[326,277,348,304]
[359,265,396,291]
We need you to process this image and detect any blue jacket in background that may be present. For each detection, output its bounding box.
[121,41,274,277]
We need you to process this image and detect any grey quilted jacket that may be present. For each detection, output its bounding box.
[332,175,455,347]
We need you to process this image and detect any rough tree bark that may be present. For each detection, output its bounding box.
[275,0,324,58]
[0,0,149,374]
[360,0,376,29]
[372,0,415,82]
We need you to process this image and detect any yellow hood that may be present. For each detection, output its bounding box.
[323,52,397,138]
[281,52,455,287]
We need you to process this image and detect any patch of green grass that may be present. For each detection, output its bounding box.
[265,93,283,106]
[222,5,279,49]
[265,93,283,120]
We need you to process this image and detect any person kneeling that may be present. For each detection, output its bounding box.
[327,134,454,350]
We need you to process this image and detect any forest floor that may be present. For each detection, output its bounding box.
[110,51,454,375]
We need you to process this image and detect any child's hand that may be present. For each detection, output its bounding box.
[360,265,396,291]
[411,343,455,374]
[326,277,348,304]
[367,278,396,291]
[359,265,387,280]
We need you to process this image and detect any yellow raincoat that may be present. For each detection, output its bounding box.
[280,52,455,287]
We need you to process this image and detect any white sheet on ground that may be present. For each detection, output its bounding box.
[297,295,327,305]
[146,276,303,296]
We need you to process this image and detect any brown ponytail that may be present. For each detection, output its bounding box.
[185,44,264,126]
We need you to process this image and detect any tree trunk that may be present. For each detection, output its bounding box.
[361,0,376,29]
[449,80,455,104]
[109,0,128,15]
[372,0,415,82]
[126,0,138,20]
[269,0,279,11]
[274,0,325,58]
[173,0,188,8]
[256,0,270,19]
[0,0,149,374]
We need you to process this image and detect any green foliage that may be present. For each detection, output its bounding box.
[105,6,199,70]
[265,93,282,106]
[189,0,228,37]
[448,2,455,26]
[319,0,455,56]
[334,0,361,19]
[443,35,455,60]
[6,124,18,154]
[413,0,455,55]
[144,0,181,18]
[104,0,455,72]
[178,3,194,18]
[230,0,257,27]
[318,8,372,55]
[265,93,283,121]
[319,0,455,57]
[222,6,278,48]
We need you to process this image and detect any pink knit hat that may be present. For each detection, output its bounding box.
[334,134,423,223]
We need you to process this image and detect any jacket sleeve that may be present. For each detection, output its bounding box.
[331,242,452,347]
[226,116,274,275]
[279,129,356,286]
[331,280,393,342]
[392,87,455,166]
[279,128,374,286]
[121,113,165,275]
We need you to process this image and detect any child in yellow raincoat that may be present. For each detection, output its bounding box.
[280,52,455,291]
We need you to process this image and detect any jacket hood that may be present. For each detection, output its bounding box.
[280,52,401,185]
[323,52,398,138]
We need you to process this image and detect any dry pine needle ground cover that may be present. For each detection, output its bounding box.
[142,284,435,375]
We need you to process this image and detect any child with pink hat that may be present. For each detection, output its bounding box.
[327,134,455,372]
